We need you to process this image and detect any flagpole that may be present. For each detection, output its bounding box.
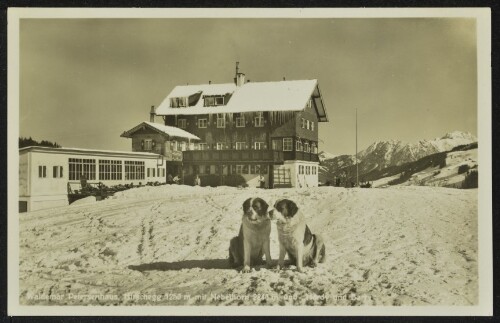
[356,108,359,187]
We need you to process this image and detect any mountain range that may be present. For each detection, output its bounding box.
[319,131,477,182]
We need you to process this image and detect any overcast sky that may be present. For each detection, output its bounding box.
[19,18,477,155]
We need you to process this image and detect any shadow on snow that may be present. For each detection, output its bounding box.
[128,258,231,271]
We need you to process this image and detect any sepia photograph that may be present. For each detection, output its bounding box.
[7,8,492,316]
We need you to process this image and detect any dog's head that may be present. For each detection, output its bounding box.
[269,198,299,223]
[243,197,270,223]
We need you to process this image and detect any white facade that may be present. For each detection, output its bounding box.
[274,160,319,188]
[19,147,166,212]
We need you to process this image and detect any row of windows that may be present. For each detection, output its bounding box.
[39,159,161,181]
[65,159,160,181]
[69,158,97,180]
[177,113,265,129]
[147,167,165,178]
[203,96,224,107]
[38,165,64,178]
[295,140,316,153]
[171,96,315,111]
[301,118,315,131]
[124,161,145,180]
[298,165,317,175]
[170,96,226,108]
[99,160,122,180]
[272,138,318,153]
[188,164,269,175]
[170,139,317,153]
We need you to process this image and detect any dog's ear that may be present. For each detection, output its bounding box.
[274,199,282,210]
[286,199,299,217]
[256,198,269,213]
[243,198,252,213]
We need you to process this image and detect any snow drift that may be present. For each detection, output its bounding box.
[19,185,477,306]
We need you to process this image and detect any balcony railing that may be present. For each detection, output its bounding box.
[182,149,283,163]
[283,151,320,162]
[182,149,319,163]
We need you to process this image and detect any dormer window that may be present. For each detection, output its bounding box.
[170,97,187,108]
[204,95,225,107]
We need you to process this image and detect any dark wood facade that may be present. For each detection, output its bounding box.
[163,106,320,164]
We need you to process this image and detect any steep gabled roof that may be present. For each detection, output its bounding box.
[154,79,329,122]
[121,121,200,140]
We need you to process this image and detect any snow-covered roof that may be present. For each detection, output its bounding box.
[155,79,329,122]
[19,146,161,158]
[121,121,200,140]
[167,83,236,99]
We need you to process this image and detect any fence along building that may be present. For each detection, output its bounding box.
[19,146,166,212]
[153,65,329,188]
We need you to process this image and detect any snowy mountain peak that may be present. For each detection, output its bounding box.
[440,131,477,141]
[318,151,337,161]
[320,130,477,180]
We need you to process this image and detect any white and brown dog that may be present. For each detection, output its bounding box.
[229,197,272,273]
[269,198,326,272]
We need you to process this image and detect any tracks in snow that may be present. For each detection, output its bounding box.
[137,201,163,262]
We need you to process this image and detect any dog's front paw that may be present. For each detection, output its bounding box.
[241,265,251,273]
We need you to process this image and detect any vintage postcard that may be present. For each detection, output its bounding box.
[7,8,492,316]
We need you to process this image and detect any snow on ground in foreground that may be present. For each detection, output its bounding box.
[19,185,477,306]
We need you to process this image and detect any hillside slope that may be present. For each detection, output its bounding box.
[320,131,477,183]
[19,185,477,306]
[372,148,478,188]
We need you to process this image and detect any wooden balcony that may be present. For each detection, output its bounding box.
[182,149,283,163]
[182,149,319,163]
[283,151,320,162]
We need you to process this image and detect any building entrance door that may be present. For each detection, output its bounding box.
[273,168,292,188]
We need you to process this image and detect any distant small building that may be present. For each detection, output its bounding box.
[19,146,166,212]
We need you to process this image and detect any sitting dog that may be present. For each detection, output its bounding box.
[269,198,326,272]
[229,197,272,273]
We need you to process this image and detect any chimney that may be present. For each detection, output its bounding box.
[234,61,245,87]
[283,77,286,81]
[150,105,155,122]
[236,73,245,87]
[209,80,211,85]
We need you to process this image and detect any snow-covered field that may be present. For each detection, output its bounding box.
[372,149,478,189]
[19,185,477,306]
